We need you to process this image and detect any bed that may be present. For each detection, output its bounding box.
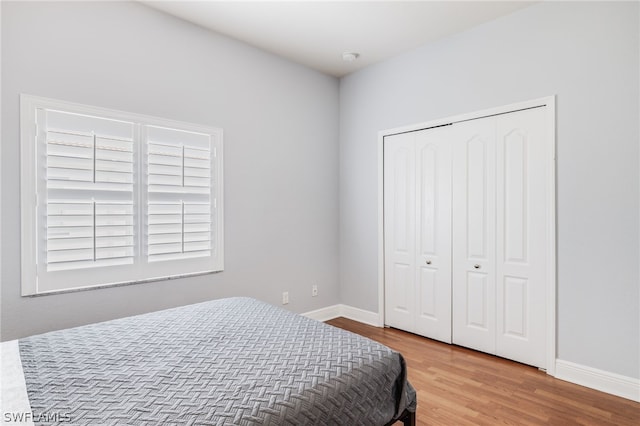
[1,297,416,425]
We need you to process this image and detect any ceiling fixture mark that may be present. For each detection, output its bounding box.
[342,52,360,62]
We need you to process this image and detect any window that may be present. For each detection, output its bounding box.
[20,95,223,295]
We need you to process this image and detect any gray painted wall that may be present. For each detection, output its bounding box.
[1,1,340,340]
[339,1,639,378]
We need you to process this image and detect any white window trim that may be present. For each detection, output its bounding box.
[20,94,224,296]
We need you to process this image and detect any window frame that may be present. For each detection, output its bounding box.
[20,94,224,296]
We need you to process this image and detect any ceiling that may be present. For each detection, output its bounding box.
[142,1,537,77]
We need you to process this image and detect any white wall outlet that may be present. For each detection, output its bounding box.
[312,285,318,297]
[282,291,289,305]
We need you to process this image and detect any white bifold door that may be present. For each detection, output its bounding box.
[384,127,453,344]
[384,106,550,368]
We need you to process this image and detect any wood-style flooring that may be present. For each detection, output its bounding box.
[326,317,640,426]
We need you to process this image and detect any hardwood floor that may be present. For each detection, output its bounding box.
[326,317,640,426]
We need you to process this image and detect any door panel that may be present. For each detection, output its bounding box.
[418,145,437,255]
[392,263,413,315]
[466,271,489,330]
[496,107,547,368]
[466,136,489,259]
[503,276,528,338]
[452,118,496,354]
[503,130,528,263]
[414,127,452,343]
[384,133,416,331]
[418,268,437,319]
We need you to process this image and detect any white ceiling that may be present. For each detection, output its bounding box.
[142,1,537,77]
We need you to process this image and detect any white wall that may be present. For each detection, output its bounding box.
[339,1,639,379]
[1,1,340,340]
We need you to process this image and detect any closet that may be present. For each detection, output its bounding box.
[383,105,552,369]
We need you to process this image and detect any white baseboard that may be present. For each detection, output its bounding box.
[301,304,342,322]
[555,359,640,402]
[302,304,381,327]
[339,304,382,326]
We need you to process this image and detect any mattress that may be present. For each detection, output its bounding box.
[1,297,416,425]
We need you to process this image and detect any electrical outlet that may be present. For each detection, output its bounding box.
[312,285,318,297]
[282,291,289,305]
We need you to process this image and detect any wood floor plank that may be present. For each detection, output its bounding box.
[326,317,640,426]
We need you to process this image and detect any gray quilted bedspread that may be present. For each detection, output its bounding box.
[19,297,416,425]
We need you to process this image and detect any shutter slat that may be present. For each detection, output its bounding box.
[149,234,183,245]
[148,215,182,225]
[185,167,210,178]
[46,257,134,272]
[96,246,134,260]
[96,226,133,237]
[149,224,182,234]
[48,228,94,239]
[148,185,209,194]
[148,251,211,263]
[47,238,94,251]
[184,223,210,233]
[184,232,210,243]
[184,241,211,252]
[148,243,183,255]
[96,236,134,248]
[48,248,95,263]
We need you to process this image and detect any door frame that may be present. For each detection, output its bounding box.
[377,96,557,375]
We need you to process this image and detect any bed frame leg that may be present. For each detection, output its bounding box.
[400,410,416,426]
[385,409,415,426]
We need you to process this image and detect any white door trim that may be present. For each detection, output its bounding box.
[377,96,557,375]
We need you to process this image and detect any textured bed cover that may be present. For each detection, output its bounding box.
[3,297,416,425]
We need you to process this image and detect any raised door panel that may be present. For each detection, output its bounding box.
[384,132,416,331]
[452,118,497,354]
[414,127,452,343]
[496,107,548,368]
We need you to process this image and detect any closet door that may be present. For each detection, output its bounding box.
[452,118,497,354]
[495,108,548,368]
[414,128,452,343]
[451,107,549,368]
[384,128,452,342]
[384,132,416,332]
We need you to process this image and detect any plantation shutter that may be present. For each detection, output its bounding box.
[145,126,216,264]
[44,110,135,272]
[21,95,223,296]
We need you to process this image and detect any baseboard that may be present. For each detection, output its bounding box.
[302,304,381,327]
[339,305,381,327]
[301,304,342,322]
[555,359,640,402]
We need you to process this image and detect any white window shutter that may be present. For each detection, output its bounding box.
[20,95,224,296]
[44,110,135,272]
[145,126,215,265]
